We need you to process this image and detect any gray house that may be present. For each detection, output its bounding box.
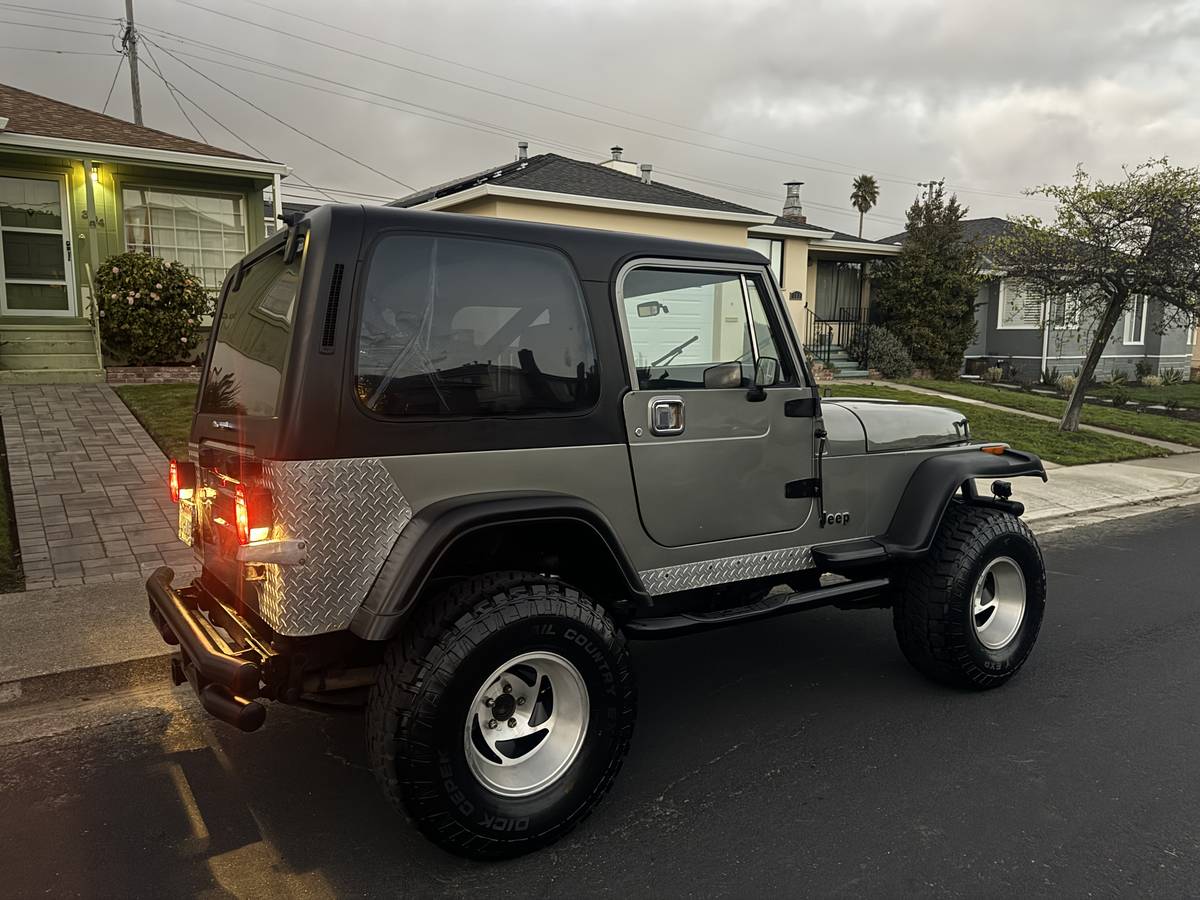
[883,217,1197,382]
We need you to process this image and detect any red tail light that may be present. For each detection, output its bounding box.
[234,484,272,545]
[169,459,180,503]
[235,484,251,545]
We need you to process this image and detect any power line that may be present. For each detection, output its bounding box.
[137,34,897,228]
[146,37,415,192]
[131,33,888,228]
[0,1,118,23]
[139,40,208,142]
[177,0,1048,205]
[101,52,126,115]
[0,45,113,56]
[121,48,337,203]
[0,17,115,37]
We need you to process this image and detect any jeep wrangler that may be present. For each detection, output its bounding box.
[148,205,1047,859]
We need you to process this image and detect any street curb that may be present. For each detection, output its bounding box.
[0,652,172,710]
[1025,482,1200,531]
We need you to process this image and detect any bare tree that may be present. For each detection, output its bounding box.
[992,160,1200,431]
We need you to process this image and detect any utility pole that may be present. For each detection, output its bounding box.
[916,179,944,204]
[123,0,143,125]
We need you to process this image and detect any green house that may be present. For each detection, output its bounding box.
[0,82,289,382]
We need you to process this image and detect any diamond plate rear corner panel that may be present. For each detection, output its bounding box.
[258,458,411,636]
[638,545,814,596]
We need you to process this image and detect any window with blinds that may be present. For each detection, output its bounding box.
[997,279,1042,329]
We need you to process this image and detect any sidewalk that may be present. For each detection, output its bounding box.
[1,455,1197,713]
[0,384,197,589]
[875,380,1199,454]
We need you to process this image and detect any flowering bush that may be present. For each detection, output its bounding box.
[93,253,211,365]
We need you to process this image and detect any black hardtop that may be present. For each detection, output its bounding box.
[194,203,775,461]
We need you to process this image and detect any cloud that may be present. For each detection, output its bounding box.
[2,0,1197,236]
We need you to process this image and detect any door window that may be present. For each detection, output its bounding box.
[0,175,73,314]
[621,268,791,389]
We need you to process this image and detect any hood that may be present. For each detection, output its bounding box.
[824,398,970,453]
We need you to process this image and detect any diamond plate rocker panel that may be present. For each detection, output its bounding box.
[259,458,411,636]
[638,545,814,596]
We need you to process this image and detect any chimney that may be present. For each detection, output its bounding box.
[782,181,806,223]
[639,163,653,185]
[516,141,528,161]
[599,145,639,176]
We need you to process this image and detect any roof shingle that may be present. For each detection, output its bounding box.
[0,81,269,162]
[391,153,770,217]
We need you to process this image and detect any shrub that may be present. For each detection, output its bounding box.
[1057,374,1078,396]
[846,325,914,379]
[1108,368,1128,386]
[982,366,1004,383]
[1161,367,1185,386]
[1134,359,1153,381]
[93,253,211,365]
[1040,366,1060,387]
[1109,385,1131,407]
[1141,374,1164,388]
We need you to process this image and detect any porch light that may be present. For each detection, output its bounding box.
[90,163,101,183]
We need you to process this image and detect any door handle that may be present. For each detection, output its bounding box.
[649,396,685,435]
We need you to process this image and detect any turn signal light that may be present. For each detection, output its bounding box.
[981,444,1007,455]
[169,459,180,503]
[235,484,251,545]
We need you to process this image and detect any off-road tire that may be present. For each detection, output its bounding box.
[367,572,636,859]
[893,503,1046,689]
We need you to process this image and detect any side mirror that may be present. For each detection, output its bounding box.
[636,300,669,318]
[754,356,779,387]
[703,361,742,389]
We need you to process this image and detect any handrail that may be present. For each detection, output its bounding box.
[83,262,103,373]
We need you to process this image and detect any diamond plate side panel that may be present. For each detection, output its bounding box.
[258,458,411,636]
[638,545,814,596]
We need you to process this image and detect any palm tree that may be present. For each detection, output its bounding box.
[850,174,880,238]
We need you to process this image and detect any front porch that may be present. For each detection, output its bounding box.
[801,244,893,379]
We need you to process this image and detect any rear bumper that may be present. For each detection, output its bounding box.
[147,566,277,732]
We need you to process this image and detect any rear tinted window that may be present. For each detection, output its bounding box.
[356,235,599,417]
[200,247,300,417]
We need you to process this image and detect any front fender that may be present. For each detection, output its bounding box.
[882,446,1046,558]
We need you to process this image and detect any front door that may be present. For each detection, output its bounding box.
[0,173,76,317]
[618,262,818,547]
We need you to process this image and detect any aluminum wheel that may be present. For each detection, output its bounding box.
[464,651,589,798]
[972,556,1027,650]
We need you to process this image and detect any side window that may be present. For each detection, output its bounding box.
[621,268,792,389]
[355,235,599,417]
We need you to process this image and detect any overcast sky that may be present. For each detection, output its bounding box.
[3,0,1199,237]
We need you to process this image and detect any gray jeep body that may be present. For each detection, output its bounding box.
[148,204,1045,730]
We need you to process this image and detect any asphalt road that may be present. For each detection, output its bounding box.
[2,506,1198,898]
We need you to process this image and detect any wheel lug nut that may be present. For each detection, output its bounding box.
[487,719,497,729]
[484,698,494,707]
[516,697,525,706]
[508,718,517,728]
[502,683,512,694]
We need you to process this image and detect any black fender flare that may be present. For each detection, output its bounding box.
[350,491,648,641]
[882,447,1046,558]
[812,447,1046,570]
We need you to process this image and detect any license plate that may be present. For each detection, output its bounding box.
[178,500,194,546]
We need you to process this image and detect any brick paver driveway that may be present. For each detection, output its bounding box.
[0,384,196,589]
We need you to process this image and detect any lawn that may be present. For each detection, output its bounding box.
[1088,381,1200,409]
[827,383,1168,466]
[896,379,1200,449]
[114,383,198,460]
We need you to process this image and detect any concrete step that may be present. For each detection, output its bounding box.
[0,368,104,384]
[2,337,99,356]
[832,369,871,379]
[1,353,101,369]
[0,325,95,340]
